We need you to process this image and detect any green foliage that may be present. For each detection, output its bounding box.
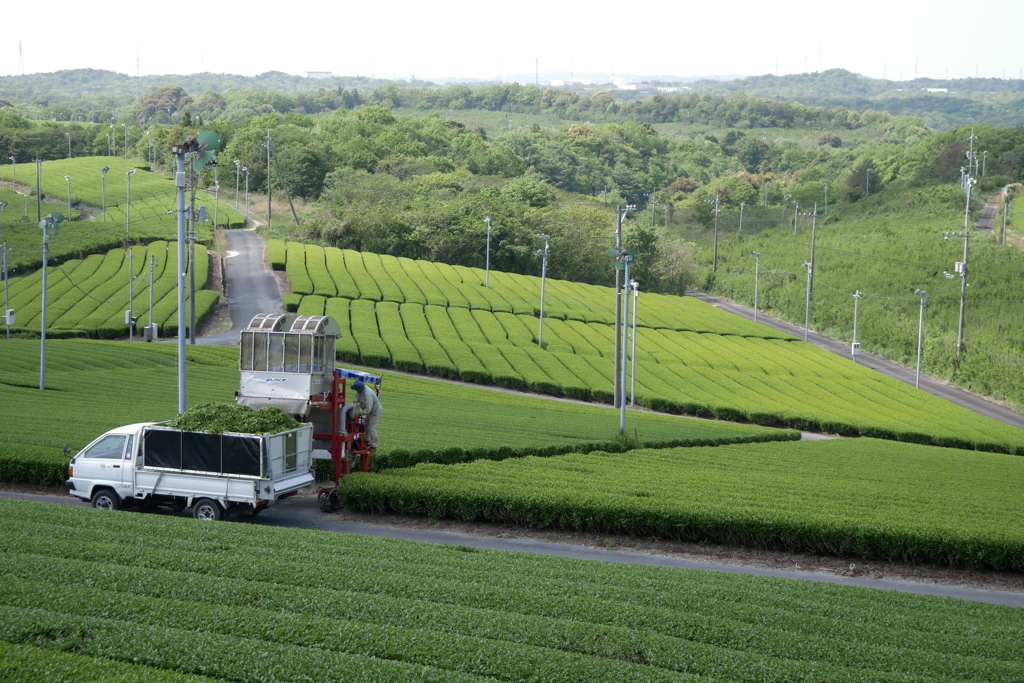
[168,402,300,434]
[341,438,1024,570]
[4,499,1024,680]
[0,339,786,485]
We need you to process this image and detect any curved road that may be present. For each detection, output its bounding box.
[4,490,1022,608]
[198,229,284,346]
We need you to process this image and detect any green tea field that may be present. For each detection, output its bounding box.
[275,242,1024,454]
[2,499,1023,681]
[0,157,243,272]
[1,240,216,338]
[0,339,793,485]
[341,438,1024,570]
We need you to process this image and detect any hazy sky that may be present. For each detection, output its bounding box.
[5,0,1022,83]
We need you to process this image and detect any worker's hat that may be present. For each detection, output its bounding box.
[352,380,365,391]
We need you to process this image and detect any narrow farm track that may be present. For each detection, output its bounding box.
[197,229,284,345]
[3,490,1022,607]
[687,289,1024,430]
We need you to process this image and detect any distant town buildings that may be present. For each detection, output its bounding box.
[306,71,334,79]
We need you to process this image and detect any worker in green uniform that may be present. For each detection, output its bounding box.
[351,380,381,452]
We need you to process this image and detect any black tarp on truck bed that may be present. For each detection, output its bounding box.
[143,428,263,477]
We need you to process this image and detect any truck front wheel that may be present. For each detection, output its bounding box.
[192,498,223,521]
[91,489,121,510]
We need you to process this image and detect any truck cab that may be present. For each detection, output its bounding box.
[66,423,149,509]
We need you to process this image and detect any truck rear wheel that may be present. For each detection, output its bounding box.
[192,498,223,521]
[91,489,121,510]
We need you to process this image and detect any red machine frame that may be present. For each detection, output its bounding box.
[314,370,379,511]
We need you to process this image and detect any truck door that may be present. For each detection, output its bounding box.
[73,433,132,498]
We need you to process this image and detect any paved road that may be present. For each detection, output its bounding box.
[198,229,284,346]
[687,289,1024,430]
[4,491,1021,607]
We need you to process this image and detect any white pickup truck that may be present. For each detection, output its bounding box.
[66,422,315,520]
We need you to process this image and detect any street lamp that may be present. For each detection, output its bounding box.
[125,169,137,243]
[100,167,109,221]
[865,168,873,198]
[484,216,492,287]
[629,279,639,407]
[109,124,115,156]
[65,132,72,159]
[913,289,926,389]
[234,160,241,211]
[106,133,111,157]
[802,261,812,342]
[535,234,550,347]
[64,176,72,215]
[752,252,761,323]
[822,182,829,215]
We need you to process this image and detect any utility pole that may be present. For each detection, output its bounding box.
[914,289,927,388]
[612,205,635,409]
[792,200,799,235]
[711,192,721,271]
[802,204,818,300]
[535,234,550,347]
[851,290,862,362]
[943,231,971,360]
[266,129,272,230]
[752,252,761,323]
[484,217,491,287]
[738,202,745,233]
[865,168,872,199]
[802,261,812,341]
[1003,193,1010,245]
[963,176,976,231]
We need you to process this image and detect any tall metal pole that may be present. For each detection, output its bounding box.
[214,162,219,230]
[630,280,638,407]
[66,133,72,159]
[823,182,829,215]
[101,167,108,221]
[122,123,128,159]
[244,168,249,224]
[189,157,197,345]
[266,129,273,230]
[792,201,799,235]
[128,248,134,341]
[173,146,187,414]
[712,192,720,272]
[1003,195,1010,246]
[807,203,818,300]
[865,168,872,199]
[752,252,760,323]
[148,255,154,338]
[943,231,971,360]
[536,234,549,347]
[35,158,42,223]
[914,289,926,389]
[8,156,14,187]
[852,290,861,362]
[40,218,49,390]
[3,241,9,339]
[614,207,623,409]
[963,177,975,231]
[619,256,632,434]
[802,261,812,342]
[484,216,491,287]
[738,202,744,233]
[125,170,136,245]
[234,160,240,211]
[64,176,71,216]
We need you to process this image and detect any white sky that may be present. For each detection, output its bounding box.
[4,0,1022,83]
